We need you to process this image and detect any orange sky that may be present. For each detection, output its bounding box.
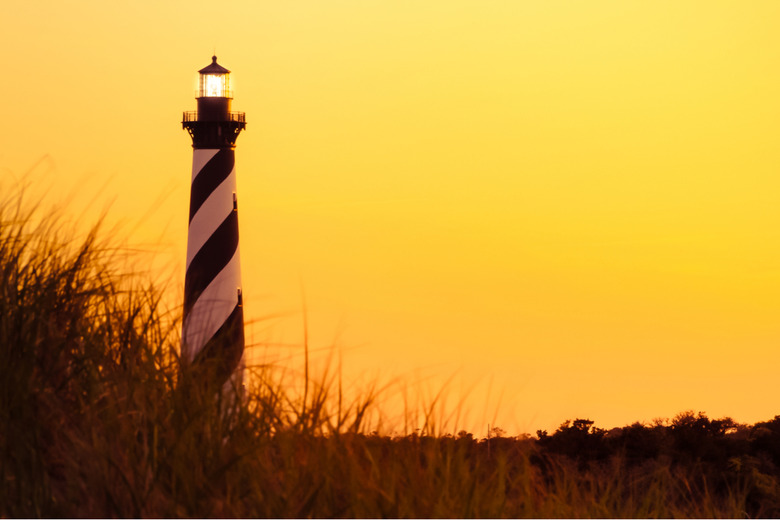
[3,1,780,434]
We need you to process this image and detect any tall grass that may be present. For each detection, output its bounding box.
[1,186,776,517]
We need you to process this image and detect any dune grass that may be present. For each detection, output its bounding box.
[1,187,779,517]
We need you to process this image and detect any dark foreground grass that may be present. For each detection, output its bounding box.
[2,189,780,518]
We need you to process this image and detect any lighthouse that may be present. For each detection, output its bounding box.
[181,56,246,387]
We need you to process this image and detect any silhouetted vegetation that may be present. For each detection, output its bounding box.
[535,412,780,517]
[3,188,780,517]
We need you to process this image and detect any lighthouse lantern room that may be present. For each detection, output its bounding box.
[199,57,231,98]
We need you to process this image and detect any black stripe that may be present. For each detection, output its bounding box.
[189,149,235,223]
[192,303,245,386]
[183,210,239,320]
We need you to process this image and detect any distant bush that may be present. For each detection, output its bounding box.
[537,418,608,464]
[751,416,780,468]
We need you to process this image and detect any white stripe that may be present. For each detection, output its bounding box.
[182,248,243,361]
[186,169,237,270]
[191,149,219,182]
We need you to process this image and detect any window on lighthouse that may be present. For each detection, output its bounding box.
[202,74,228,97]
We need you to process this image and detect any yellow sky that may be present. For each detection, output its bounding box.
[3,1,780,434]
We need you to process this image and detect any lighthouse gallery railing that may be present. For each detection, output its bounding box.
[182,111,246,123]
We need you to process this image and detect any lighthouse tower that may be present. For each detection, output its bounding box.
[181,56,246,386]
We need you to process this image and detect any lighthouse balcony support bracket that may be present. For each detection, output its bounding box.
[182,112,246,149]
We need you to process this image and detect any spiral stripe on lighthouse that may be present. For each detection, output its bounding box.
[183,247,242,360]
[182,148,244,371]
[192,289,245,381]
[186,172,237,270]
[189,150,235,220]
[184,211,238,315]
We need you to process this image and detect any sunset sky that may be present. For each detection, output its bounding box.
[3,1,780,434]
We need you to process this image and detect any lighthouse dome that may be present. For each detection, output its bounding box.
[199,55,230,75]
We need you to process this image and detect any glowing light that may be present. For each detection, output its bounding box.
[202,74,227,97]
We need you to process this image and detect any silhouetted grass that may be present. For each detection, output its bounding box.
[2,186,780,517]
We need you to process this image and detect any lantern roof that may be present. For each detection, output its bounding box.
[199,56,230,75]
